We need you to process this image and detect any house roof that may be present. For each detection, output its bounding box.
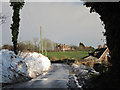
[89,48,107,59]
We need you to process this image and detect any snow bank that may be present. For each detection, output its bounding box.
[19,52,51,78]
[0,49,29,84]
[71,64,99,87]
[0,49,51,84]
[72,64,99,75]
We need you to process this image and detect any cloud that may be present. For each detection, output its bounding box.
[1,2,105,48]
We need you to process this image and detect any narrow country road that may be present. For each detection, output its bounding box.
[4,63,81,89]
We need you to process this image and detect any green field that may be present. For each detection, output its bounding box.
[46,51,88,60]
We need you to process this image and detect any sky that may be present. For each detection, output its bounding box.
[0,1,106,48]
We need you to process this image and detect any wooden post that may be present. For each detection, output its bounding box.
[40,26,43,54]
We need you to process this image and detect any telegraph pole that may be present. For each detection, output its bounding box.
[40,26,43,54]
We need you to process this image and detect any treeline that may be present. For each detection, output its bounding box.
[66,42,95,51]
[78,42,95,51]
[1,38,55,52]
[1,40,95,52]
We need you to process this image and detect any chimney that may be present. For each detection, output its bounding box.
[103,44,107,48]
[98,45,102,49]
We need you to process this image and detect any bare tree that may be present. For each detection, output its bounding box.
[0,13,7,25]
[33,37,39,51]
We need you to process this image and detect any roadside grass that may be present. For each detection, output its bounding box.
[46,51,88,61]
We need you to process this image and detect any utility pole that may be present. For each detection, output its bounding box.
[40,26,43,54]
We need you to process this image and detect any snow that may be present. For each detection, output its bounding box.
[72,64,99,75]
[19,52,51,78]
[0,49,51,84]
[71,64,99,87]
[0,49,29,83]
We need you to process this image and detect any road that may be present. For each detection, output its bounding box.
[4,63,81,89]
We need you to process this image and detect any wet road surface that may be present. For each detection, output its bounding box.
[4,63,81,89]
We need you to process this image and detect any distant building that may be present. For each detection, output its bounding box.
[55,43,73,51]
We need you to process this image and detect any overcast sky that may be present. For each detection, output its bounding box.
[0,1,106,48]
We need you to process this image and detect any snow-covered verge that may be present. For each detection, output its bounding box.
[71,64,99,88]
[0,49,51,84]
